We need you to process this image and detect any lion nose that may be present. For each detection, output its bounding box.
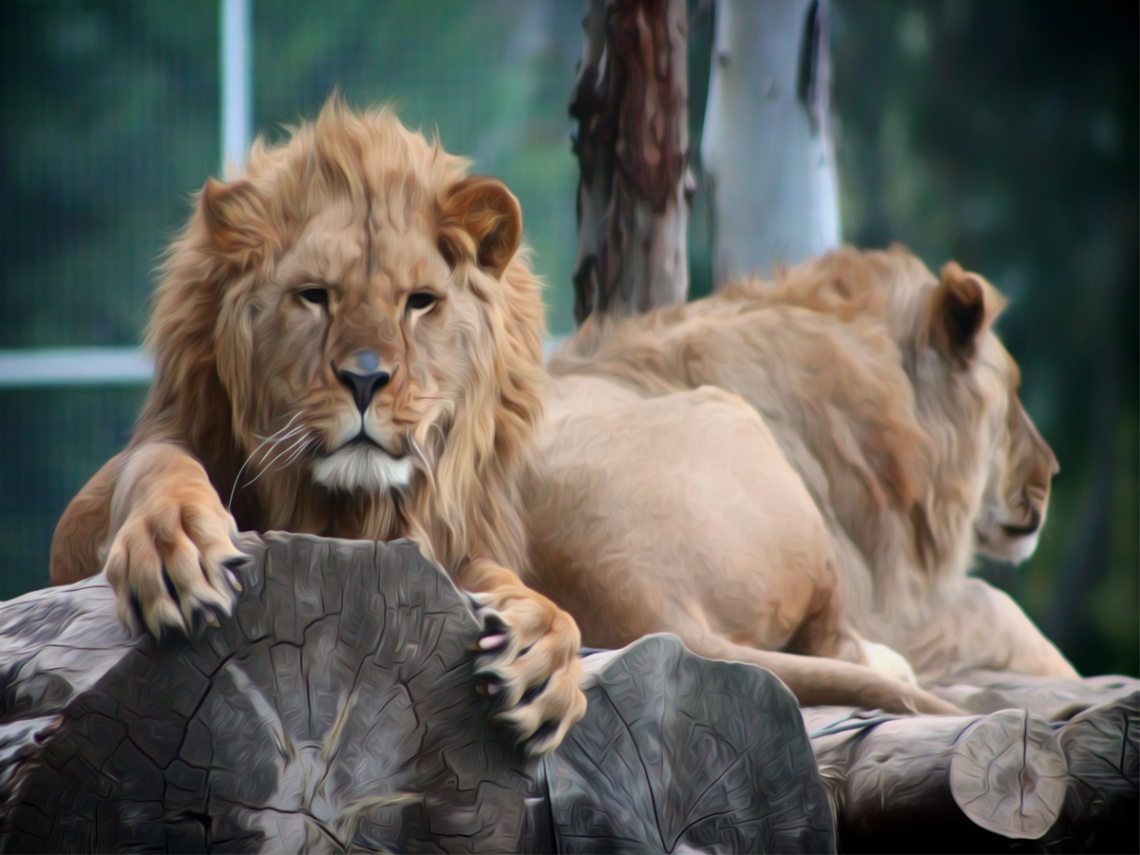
[336,356,392,413]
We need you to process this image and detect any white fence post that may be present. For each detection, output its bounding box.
[221,0,252,176]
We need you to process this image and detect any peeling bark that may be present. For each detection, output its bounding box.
[569,0,690,324]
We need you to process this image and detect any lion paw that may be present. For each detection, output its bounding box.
[472,590,588,756]
[105,488,247,638]
[860,640,919,686]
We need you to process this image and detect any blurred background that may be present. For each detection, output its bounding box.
[0,0,1135,676]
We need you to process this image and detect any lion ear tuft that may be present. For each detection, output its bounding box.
[200,177,273,256]
[928,261,987,368]
[438,176,522,278]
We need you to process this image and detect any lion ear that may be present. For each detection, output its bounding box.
[927,261,988,368]
[438,176,522,278]
[200,177,275,257]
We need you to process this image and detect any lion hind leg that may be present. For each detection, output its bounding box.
[667,610,961,715]
[783,576,920,687]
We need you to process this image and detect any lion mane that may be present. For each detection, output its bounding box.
[150,105,542,574]
[54,99,543,581]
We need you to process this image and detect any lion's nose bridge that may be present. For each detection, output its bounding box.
[332,302,403,411]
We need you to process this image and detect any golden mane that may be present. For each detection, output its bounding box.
[136,98,546,575]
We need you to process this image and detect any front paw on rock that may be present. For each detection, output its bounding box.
[105,508,248,638]
[473,605,588,756]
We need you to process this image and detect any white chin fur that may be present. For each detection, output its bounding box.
[312,444,414,492]
[980,528,1041,565]
[1005,531,1041,565]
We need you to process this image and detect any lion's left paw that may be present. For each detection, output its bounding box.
[472,589,587,756]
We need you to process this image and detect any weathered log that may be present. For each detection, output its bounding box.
[0,533,833,853]
[568,0,691,323]
[803,672,1138,853]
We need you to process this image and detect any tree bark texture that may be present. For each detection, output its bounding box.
[805,672,1138,853]
[569,0,690,324]
[1,531,1134,852]
[701,0,842,284]
[0,533,833,854]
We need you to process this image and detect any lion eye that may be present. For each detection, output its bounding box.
[298,287,329,307]
[406,291,437,312]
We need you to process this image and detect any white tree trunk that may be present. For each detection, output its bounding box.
[702,0,841,284]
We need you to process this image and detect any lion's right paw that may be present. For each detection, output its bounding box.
[104,489,247,637]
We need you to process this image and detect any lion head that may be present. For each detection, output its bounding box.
[761,247,1059,578]
[136,98,545,574]
[922,264,1060,567]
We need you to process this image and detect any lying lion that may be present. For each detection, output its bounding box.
[48,99,585,754]
[527,246,1075,712]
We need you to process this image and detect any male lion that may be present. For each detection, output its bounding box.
[527,246,1073,713]
[49,99,586,754]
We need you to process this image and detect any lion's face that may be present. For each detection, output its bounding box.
[146,101,545,562]
[904,257,1058,568]
[973,354,1059,565]
[246,192,474,496]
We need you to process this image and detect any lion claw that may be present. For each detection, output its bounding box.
[104,476,243,640]
[469,594,587,755]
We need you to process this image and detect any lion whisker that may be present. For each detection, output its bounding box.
[429,422,448,455]
[244,430,312,489]
[228,427,299,511]
[280,436,317,469]
[253,410,304,442]
[255,426,305,462]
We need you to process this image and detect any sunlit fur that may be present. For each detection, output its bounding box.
[540,245,1075,684]
[50,99,586,752]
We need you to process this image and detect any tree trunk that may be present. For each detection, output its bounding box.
[569,0,690,324]
[0,533,833,853]
[701,0,841,285]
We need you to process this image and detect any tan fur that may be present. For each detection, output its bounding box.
[530,246,1073,714]
[50,99,585,753]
